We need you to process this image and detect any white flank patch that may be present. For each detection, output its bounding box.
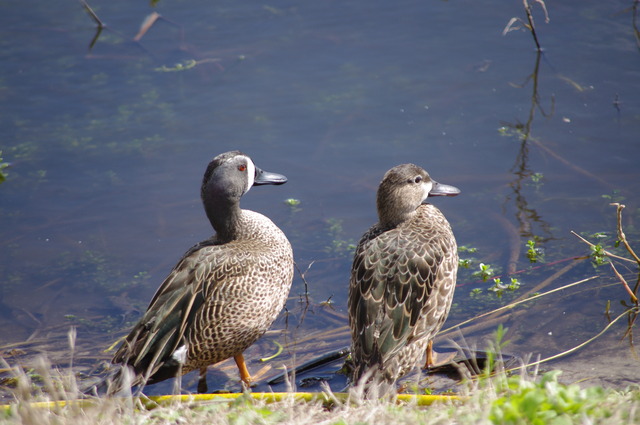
[422,180,433,201]
[171,345,187,364]
[244,156,255,194]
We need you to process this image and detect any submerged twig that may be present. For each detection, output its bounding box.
[511,258,583,304]
[491,212,520,275]
[294,260,314,306]
[531,137,614,191]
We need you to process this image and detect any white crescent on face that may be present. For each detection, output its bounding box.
[421,180,433,202]
[242,155,256,194]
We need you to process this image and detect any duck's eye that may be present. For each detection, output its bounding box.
[237,164,246,172]
[413,175,423,184]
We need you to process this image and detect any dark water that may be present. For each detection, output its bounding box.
[1,0,639,395]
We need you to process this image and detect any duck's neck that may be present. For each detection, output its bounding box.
[377,198,417,229]
[204,196,241,243]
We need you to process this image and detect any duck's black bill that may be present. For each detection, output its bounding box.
[428,180,460,197]
[254,167,288,185]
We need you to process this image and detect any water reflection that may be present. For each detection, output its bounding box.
[502,51,554,251]
[633,0,640,50]
[80,0,104,50]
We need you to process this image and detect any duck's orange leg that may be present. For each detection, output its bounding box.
[234,353,253,386]
[424,340,456,368]
[424,340,435,368]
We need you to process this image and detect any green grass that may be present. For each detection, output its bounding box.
[2,354,639,425]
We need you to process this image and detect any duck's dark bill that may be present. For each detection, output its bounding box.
[428,180,460,197]
[254,168,288,185]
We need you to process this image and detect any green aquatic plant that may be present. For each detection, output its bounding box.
[473,263,496,282]
[459,258,472,269]
[323,218,356,255]
[530,172,543,184]
[0,151,9,183]
[529,172,544,190]
[470,277,522,299]
[458,245,478,269]
[602,189,625,204]
[458,245,479,254]
[488,277,522,298]
[155,60,197,72]
[469,288,483,297]
[526,239,544,263]
[590,243,608,267]
[283,198,302,213]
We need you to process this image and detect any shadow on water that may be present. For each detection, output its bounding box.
[1,0,640,398]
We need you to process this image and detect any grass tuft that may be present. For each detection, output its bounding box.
[2,347,640,424]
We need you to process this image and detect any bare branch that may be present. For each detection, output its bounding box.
[612,203,640,265]
[610,261,638,304]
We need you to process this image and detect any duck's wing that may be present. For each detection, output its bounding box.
[111,240,238,385]
[348,227,443,372]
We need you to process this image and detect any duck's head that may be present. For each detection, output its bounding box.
[201,151,287,203]
[200,151,287,237]
[376,163,459,227]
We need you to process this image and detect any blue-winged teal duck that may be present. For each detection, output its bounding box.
[348,163,459,389]
[95,151,293,394]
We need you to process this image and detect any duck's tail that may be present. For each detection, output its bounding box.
[81,365,137,397]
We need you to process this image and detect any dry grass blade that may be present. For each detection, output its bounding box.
[509,306,639,371]
[502,17,524,35]
[532,0,550,23]
[510,258,583,305]
[445,260,588,339]
[133,12,161,42]
[503,0,549,51]
[440,275,598,337]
